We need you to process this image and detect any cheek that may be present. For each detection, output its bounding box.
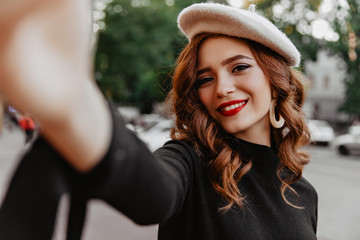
[251,73,271,95]
[245,77,272,106]
[257,86,272,107]
[258,82,272,100]
[198,89,215,114]
[198,89,210,106]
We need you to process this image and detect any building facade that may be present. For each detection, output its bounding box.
[303,50,348,124]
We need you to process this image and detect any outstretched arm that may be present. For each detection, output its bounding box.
[0,0,112,172]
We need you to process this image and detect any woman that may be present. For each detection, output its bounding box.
[0,2,317,239]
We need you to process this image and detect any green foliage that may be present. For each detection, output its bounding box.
[94,0,360,117]
[256,0,325,63]
[94,0,200,113]
[256,0,360,118]
[336,0,360,118]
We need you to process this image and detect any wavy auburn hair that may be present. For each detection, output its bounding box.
[168,33,310,211]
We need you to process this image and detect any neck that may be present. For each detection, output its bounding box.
[233,118,271,147]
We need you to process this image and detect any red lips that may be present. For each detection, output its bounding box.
[216,100,248,117]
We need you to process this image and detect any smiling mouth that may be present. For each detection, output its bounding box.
[217,100,248,116]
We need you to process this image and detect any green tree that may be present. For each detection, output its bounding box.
[255,0,360,119]
[95,0,360,117]
[94,0,201,113]
[329,0,360,119]
[254,0,325,62]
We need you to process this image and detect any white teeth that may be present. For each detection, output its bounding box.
[220,102,246,112]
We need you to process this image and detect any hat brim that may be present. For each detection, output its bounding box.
[177,3,300,67]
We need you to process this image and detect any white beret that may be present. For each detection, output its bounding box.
[177,3,300,67]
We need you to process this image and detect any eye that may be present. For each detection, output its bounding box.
[232,64,250,73]
[196,77,213,88]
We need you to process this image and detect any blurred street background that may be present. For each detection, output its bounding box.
[2,0,360,239]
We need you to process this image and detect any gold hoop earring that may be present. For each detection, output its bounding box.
[269,99,285,128]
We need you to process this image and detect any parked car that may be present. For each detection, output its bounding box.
[308,119,335,146]
[137,119,173,152]
[332,125,360,155]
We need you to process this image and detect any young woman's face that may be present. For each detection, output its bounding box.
[196,36,272,145]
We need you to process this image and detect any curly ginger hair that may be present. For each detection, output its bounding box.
[168,33,311,211]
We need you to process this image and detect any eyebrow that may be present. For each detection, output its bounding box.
[221,54,253,66]
[197,54,254,75]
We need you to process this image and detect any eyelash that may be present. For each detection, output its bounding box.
[196,64,250,88]
[196,77,213,88]
[232,64,250,73]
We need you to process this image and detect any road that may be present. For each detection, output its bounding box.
[304,146,360,240]
[0,123,359,240]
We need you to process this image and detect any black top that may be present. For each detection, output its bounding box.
[157,138,318,240]
[0,104,317,239]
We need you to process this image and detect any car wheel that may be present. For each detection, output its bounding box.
[338,145,349,155]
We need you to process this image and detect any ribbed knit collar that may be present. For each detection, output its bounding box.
[225,135,280,175]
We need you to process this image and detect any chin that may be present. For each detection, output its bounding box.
[222,126,246,136]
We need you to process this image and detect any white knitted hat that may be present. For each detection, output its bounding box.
[178,3,300,67]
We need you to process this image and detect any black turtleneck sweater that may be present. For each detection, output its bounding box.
[0,105,317,239]
[156,139,318,240]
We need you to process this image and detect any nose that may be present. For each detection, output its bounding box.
[216,73,235,98]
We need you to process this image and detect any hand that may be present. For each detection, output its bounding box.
[0,0,93,121]
[0,0,112,172]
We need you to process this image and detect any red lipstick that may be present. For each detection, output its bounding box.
[216,100,247,117]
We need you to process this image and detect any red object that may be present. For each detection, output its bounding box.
[18,116,35,131]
